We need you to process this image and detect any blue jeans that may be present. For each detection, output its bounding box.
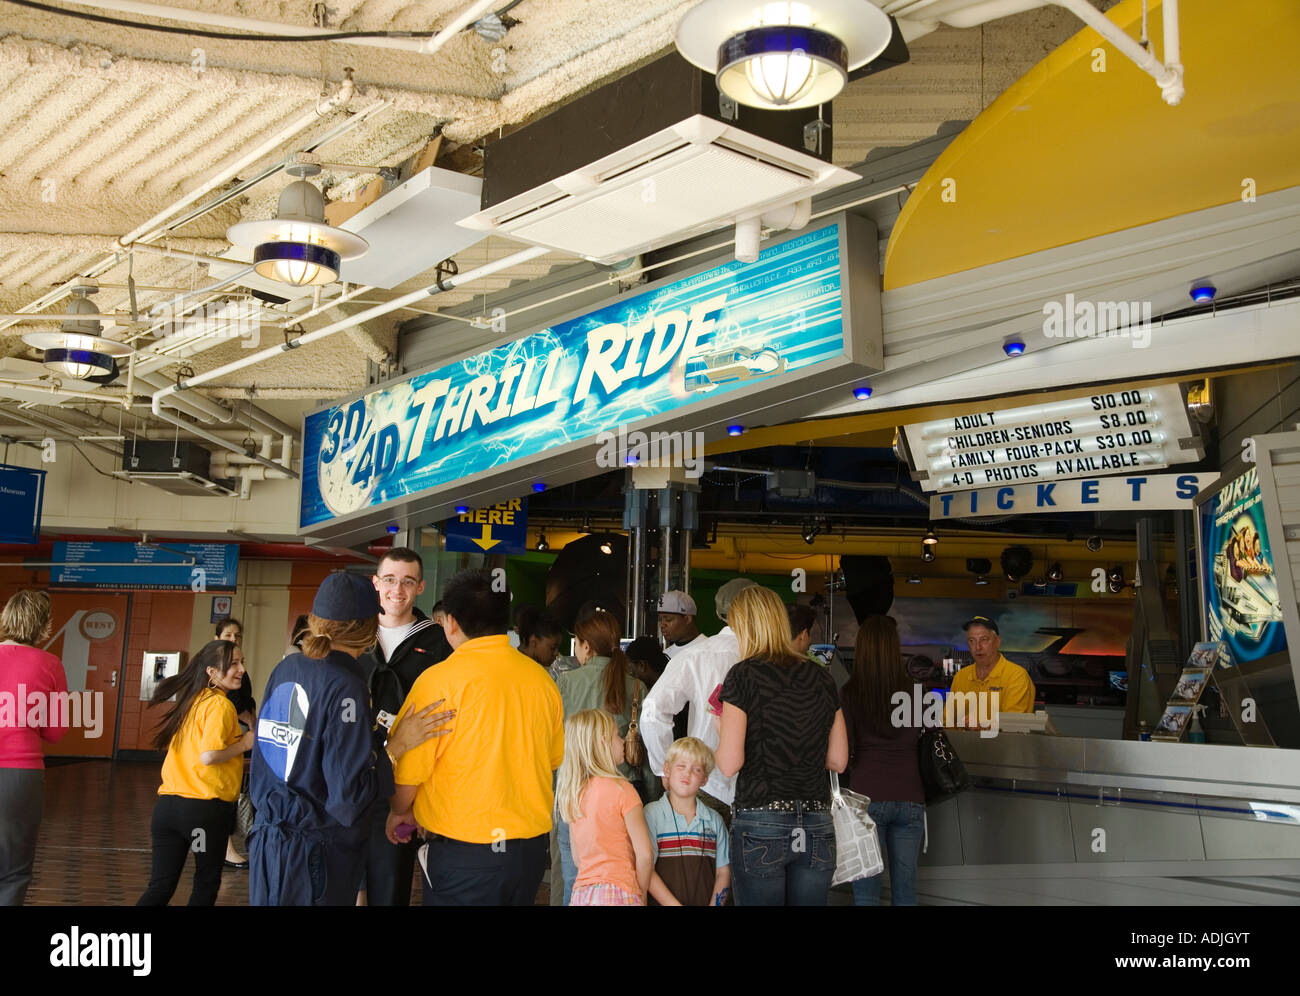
[730,807,835,906]
[556,819,576,907]
[850,801,925,906]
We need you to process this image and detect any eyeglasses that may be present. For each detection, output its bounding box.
[377,575,420,590]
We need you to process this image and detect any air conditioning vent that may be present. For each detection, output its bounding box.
[460,56,857,264]
[111,470,239,498]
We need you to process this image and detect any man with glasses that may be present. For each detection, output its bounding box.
[358,548,452,905]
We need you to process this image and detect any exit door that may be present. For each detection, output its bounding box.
[40,595,127,758]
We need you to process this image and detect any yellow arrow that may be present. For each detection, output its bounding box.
[471,524,498,551]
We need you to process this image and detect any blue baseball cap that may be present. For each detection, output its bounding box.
[962,615,999,635]
[312,572,382,621]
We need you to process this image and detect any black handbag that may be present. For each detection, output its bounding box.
[918,727,971,804]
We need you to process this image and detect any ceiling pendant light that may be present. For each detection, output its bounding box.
[675,0,894,110]
[227,164,368,287]
[22,282,131,380]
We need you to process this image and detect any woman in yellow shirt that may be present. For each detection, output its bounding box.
[137,640,253,906]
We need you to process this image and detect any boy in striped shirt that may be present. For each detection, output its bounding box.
[645,737,731,906]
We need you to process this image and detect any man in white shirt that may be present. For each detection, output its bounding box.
[657,590,708,660]
[641,578,758,823]
[360,549,451,905]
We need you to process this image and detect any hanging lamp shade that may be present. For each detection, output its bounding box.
[675,0,892,110]
[227,166,368,287]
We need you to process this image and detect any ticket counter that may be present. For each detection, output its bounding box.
[918,731,1300,904]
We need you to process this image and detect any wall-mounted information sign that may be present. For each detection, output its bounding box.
[900,383,1201,493]
[0,464,45,544]
[50,542,239,591]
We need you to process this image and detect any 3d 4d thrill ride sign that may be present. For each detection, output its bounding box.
[299,216,881,545]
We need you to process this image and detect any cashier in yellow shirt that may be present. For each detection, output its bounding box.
[946,615,1036,728]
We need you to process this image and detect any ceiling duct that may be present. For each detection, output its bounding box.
[114,440,238,498]
[459,55,857,264]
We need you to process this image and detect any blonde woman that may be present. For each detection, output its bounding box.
[0,590,68,905]
[714,586,848,906]
[249,573,450,906]
[557,709,653,906]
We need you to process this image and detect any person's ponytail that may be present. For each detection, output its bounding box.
[575,611,629,716]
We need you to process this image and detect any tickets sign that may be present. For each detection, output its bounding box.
[299,217,880,541]
[931,472,1217,519]
[901,383,1201,493]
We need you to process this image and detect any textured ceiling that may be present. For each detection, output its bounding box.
[0,0,1117,438]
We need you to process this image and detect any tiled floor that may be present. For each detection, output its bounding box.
[29,759,251,906]
[27,759,555,906]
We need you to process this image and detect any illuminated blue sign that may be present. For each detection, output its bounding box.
[300,219,872,534]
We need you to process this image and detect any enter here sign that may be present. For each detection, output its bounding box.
[443,499,528,553]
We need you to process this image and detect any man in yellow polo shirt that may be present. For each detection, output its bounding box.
[946,615,1036,730]
[385,568,564,905]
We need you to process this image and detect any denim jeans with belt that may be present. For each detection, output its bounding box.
[850,800,925,907]
[730,806,835,906]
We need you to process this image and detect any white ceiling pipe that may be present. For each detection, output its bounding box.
[279,282,378,327]
[0,409,123,459]
[209,455,292,477]
[0,380,126,404]
[939,0,1183,104]
[118,76,355,250]
[419,0,502,53]
[91,0,502,54]
[88,0,428,51]
[1052,0,1182,105]
[151,245,550,410]
[149,403,298,478]
[133,370,239,424]
[1162,0,1183,102]
[922,0,1046,26]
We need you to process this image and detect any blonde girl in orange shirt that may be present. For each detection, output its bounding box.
[556,710,653,906]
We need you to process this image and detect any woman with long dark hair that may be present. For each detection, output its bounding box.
[214,615,255,869]
[841,615,925,906]
[138,639,251,906]
[551,608,647,904]
[0,590,68,905]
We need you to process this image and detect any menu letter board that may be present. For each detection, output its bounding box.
[900,383,1201,493]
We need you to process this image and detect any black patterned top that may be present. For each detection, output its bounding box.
[720,656,839,810]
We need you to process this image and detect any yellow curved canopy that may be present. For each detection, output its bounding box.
[883,0,1300,290]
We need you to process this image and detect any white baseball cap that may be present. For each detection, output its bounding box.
[658,591,697,615]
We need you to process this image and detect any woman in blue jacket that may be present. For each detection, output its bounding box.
[249,573,449,905]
